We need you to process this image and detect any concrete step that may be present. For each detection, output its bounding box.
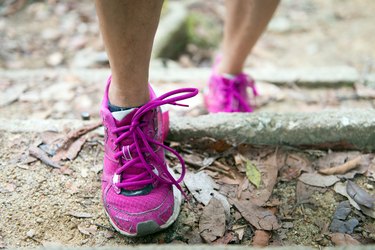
[2,109,375,151]
[1,66,372,87]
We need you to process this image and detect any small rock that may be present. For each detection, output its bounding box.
[330,218,359,234]
[104,231,114,239]
[333,201,351,220]
[47,52,64,67]
[365,183,374,190]
[282,222,294,229]
[81,112,90,121]
[26,229,36,238]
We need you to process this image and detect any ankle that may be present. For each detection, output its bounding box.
[217,61,243,75]
[108,83,149,108]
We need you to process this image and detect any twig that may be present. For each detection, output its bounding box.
[319,155,362,175]
[29,145,61,168]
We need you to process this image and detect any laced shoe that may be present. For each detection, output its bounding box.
[100,77,198,236]
[204,58,258,113]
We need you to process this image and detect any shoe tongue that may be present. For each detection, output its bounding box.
[111,107,154,192]
[112,108,135,122]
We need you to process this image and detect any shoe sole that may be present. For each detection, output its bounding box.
[104,185,182,237]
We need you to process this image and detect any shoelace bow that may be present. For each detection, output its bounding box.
[220,74,258,112]
[112,88,199,196]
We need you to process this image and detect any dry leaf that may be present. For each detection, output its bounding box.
[252,230,270,247]
[199,198,226,242]
[184,171,231,217]
[330,233,360,246]
[299,173,339,187]
[296,181,325,204]
[231,199,280,230]
[334,182,361,210]
[52,121,101,161]
[316,152,371,179]
[280,153,311,181]
[319,156,362,175]
[213,232,235,244]
[29,145,61,168]
[346,181,375,208]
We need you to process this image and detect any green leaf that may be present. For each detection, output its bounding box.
[245,160,261,188]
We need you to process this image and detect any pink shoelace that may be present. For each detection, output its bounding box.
[111,88,199,195]
[219,73,258,112]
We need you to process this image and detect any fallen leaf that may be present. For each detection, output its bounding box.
[64,136,86,161]
[346,181,375,209]
[231,199,280,230]
[299,173,339,187]
[319,156,362,175]
[29,145,61,168]
[213,232,235,244]
[280,153,311,181]
[199,198,226,242]
[330,233,360,246]
[296,181,325,204]
[245,153,279,206]
[68,211,93,218]
[245,160,261,188]
[184,171,231,217]
[52,121,101,161]
[77,224,97,235]
[315,152,371,179]
[252,230,270,247]
[334,182,361,210]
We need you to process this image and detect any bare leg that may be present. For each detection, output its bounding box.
[95,0,163,107]
[219,0,279,75]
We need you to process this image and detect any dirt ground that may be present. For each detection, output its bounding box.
[1,0,375,248]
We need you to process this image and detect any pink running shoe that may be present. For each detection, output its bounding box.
[204,59,258,113]
[100,77,198,236]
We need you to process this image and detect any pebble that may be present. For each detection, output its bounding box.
[365,183,374,190]
[333,201,351,220]
[46,52,64,67]
[26,229,36,238]
[81,112,90,121]
[329,218,359,234]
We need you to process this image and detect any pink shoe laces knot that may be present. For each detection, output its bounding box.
[219,73,258,112]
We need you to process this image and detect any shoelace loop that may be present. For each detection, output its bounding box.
[112,88,199,196]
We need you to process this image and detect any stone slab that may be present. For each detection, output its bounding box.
[169,109,375,151]
[0,66,366,87]
[1,109,375,151]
